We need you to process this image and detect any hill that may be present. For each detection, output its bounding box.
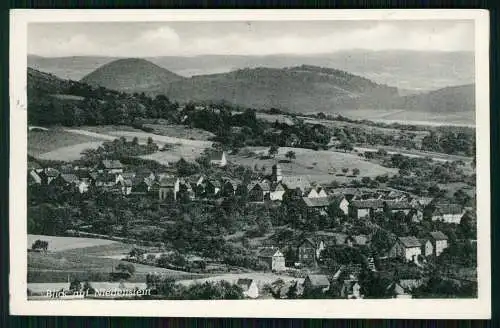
[79,58,184,93]
[157,65,400,112]
[398,84,475,113]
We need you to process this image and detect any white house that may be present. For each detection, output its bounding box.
[209,151,227,167]
[237,279,259,299]
[431,204,465,224]
[429,231,449,256]
[388,236,422,262]
[270,182,286,201]
[257,248,286,271]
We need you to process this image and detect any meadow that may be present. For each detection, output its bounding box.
[230,146,397,184]
[27,234,204,283]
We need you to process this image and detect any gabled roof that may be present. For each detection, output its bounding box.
[236,278,254,291]
[159,177,177,187]
[398,236,421,248]
[28,161,42,170]
[306,274,330,287]
[429,231,448,241]
[281,176,311,192]
[122,179,132,187]
[121,172,136,180]
[208,150,225,161]
[258,247,282,258]
[385,200,413,210]
[433,204,464,215]
[207,179,221,188]
[96,173,116,183]
[298,238,316,248]
[42,168,60,177]
[60,173,79,184]
[248,180,270,192]
[101,160,123,169]
[302,197,331,208]
[222,177,241,189]
[345,234,370,246]
[350,199,385,209]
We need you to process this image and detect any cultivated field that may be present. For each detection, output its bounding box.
[230,146,397,184]
[28,234,118,252]
[28,128,107,158]
[27,234,204,283]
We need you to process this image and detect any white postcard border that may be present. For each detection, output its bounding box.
[9,9,491,318]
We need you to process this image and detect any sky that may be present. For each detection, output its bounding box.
[28,20,475,57]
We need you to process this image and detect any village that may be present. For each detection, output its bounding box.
[27,139,477,300]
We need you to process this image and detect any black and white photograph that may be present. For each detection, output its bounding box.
[9,10,490,318]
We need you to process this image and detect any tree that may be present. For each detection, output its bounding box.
[352,168,360,176]
[132,137,139,146]
[285,150,296,162]
[286,281,299,299]
[115,262,135,277]
[341,168,349,175]
[339,140,353,152]
[268,145,279,158]
[69,277,82,292]
[31,239,49,251]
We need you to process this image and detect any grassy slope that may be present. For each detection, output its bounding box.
[28,129,107,157]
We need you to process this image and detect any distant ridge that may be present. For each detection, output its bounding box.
[80,58,184,93]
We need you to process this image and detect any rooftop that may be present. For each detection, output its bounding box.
[398,236,421,248]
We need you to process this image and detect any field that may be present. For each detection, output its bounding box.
[28,128,107,158]
[230,146,397,184]
[27,234,204,283]
[29,125,214,163]
[305,109,475,127]
[28,235,118,252]
[142,124,215,141]
[177,272,304,287]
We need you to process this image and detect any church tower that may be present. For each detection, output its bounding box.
[271,163,282,183]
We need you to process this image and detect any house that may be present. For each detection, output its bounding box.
[330,194,349,216]
[131,177,152,193]
[388,236,422,262]
[237,279,259,299]
[76,180,89,193]
[301,197,331,215]
[158,177,178,201]
[269,182,286,201]
[384,200,414,215]
[209,151,227,167]
[386,282,412,299]
[407,208,424,222]
[281,176,311,195]
[297,238,318,267]
[51,173,80,190]
[340,280,362,299]
[94,173,117,188]
[257,248,286,272]
[204,179,221,196]
[343,234,370,247]
[39,168,60,185]
[348,200,384,219]
[119,179,132,195]
[303,274,330,292]
[431,204,465,224]
[304,187,319,199]
[98,160,124,174]
[28,170,42,185]
[221,178,241,197]
[247,181,270,202]
[420,238,434,257]
[429,231,449,256]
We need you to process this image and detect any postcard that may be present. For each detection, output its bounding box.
[9,9,490,318]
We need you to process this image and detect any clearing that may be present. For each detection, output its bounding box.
[230,146,397,184]
[28,128,107,158]
[27,234,117,252]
